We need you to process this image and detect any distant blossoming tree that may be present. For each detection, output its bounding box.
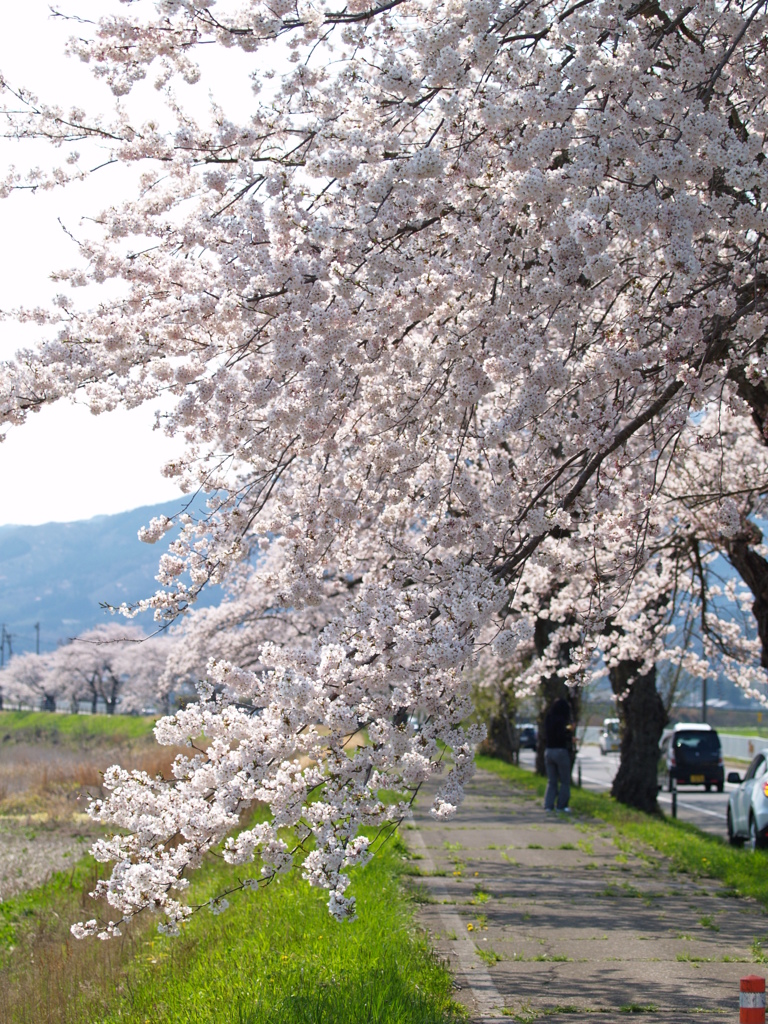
[0,0,767,936]
[0,626,174,715]
[53,624,175,715]
[0,650,59,711]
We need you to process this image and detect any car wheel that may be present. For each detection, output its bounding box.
[727,806,744,847]
[705,783,711,793]
[717,782,724,794]
[749,816,765,852]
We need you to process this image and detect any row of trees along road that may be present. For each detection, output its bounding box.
[1,0,767,938]
[0,625,177,715]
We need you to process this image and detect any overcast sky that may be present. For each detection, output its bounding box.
[0,2,190,526]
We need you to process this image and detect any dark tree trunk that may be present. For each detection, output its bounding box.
[104,672,122,715]
[534,614,579,775]
[725,527,768,669]
[610,660,667,814]
[724,375,768,666]
[393,706,409,728]
[478,687,520,764]
[88,671,100,715]
[106,686,118,715]
[730,371,768,442]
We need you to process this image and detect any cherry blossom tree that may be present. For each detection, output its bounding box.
[665,407,768,673]
[0,626,174,715]
[0,0,766,935]
[513,403,768,812]
[0,650,60,711]
[52,624,175,715]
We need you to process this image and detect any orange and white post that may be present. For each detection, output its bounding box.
[741,976,766,1024]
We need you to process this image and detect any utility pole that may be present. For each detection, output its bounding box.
[0,625,4,668]
[702,676,707,724]
[35,622,40,656]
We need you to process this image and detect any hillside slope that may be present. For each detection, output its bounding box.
[0,500,215,652]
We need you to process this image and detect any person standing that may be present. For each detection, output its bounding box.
[543,697,573,813]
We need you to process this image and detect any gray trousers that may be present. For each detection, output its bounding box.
[544,747,571,810]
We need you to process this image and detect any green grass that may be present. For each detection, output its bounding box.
[1,832,465,1024]
[476,755,768,912]
[0,852,103,954]
[105,835,464,1024]
[471,887,490,905]
[0,710,157,745]
[475,946,503,965]
[713,726,766,737]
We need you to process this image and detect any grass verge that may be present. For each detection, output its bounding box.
[1,831,465,1024]
[711,726,767,738]
[0,710,157,746]
[477,754,768,910]
[0,854,144,1024]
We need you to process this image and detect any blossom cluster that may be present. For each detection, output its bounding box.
[0,0,767,932]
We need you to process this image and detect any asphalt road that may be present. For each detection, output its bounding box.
[519,742,733,839]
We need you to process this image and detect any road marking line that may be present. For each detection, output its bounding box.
[405,827,505,1020]
[529,753,730,831]
[579,772,726,820]
[657,794,725,819]
[579,773,612,787]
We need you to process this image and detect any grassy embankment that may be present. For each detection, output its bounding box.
[478,754,768,911]
[0,835,465,1024]
[0,710,157,745]
[0,711,172,819]
[10,716,768,1022]
[0,712,464,1024]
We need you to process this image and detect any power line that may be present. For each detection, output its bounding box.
[0,625,11,666]
[0,624,40,661]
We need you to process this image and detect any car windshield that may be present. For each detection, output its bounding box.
[674,732,720,758]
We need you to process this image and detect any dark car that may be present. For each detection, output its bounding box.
[658,724,724,793]
[518,723,537,750]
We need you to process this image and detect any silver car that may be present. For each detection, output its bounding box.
[726,748,768,850]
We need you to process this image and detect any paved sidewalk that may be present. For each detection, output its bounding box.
[406,769,768,1023]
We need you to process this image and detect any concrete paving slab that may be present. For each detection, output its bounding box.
[405,769,768,1023]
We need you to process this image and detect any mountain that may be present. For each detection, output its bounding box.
[0,499,217,653]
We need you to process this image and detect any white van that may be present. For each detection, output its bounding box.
[599,718,621,755]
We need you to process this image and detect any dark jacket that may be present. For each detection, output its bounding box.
[544,698,572,749]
